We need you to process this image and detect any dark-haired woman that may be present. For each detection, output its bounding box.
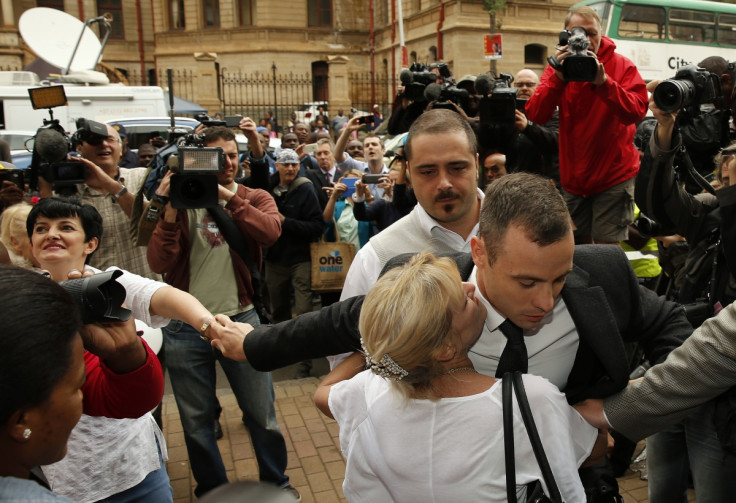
[0,265,84,501]
[25,197,217,503]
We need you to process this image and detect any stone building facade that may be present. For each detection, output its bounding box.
[0,0,576,115]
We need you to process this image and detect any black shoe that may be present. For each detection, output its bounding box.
[282,484,301,501]
[214,419,223,440]
[296,360,312,379]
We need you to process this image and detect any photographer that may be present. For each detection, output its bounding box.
[37,122,160,280]
[634,78,736,502]
[526,4,647,244]
[334,116,389,200]
[146,126,298,499]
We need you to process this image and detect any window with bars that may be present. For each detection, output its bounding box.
[97,0,124,39]
[204,0,221,28]
[308,0,331,27]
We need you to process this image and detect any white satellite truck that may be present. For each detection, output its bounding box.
[0,7,167,133]
[0,71,167,132]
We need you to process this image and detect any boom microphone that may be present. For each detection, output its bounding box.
[35,127,70,164]
[474,74,494,97]
[424,83,443,102]
[400,68,414,85]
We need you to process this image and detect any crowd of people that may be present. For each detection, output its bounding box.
[2,3,736,502]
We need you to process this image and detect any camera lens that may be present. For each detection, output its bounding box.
[653,79,697,113]
[180,177,207,203]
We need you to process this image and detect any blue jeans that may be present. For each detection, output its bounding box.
[163,309,288,497]
[96,437,172,503]
[647,401,736,503]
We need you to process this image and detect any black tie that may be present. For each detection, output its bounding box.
[495,319,528,377]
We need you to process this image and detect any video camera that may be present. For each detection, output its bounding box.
[165,121,226,209]
[57,269,132,325]
[549,26,598,82]
[477,73,520,129]
[32,118,110,197]
[399,63,439,101]
[653,64,719,118]
[194,113,243,129]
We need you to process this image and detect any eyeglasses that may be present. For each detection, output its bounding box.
[514,82,537,88]
[85,135,120,146]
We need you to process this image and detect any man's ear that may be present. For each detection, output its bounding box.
[470,235,487,268]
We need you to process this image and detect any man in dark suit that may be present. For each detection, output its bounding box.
[209,173,689,405]
[305,138,343,209]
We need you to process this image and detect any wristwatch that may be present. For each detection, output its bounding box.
[110,185,128,203]
[199,317,213,341]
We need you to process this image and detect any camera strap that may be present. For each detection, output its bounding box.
[206,203,271,323]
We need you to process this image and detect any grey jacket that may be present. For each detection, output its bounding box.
[605,302,736,441]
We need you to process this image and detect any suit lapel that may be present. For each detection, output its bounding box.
[562,265,630,400]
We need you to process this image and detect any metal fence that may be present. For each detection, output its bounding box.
[349,72,393,117]
[217,67,394,129]
[219,68,315,127]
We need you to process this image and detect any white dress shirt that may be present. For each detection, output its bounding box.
[467,267,580,390]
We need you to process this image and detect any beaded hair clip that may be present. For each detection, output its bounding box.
[360,338,409,381]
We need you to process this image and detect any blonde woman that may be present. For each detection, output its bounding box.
[0,202,36,268]
[314,252,597,502]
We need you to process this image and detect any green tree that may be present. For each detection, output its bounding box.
[484,0,507,73]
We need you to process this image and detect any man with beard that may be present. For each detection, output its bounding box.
[340,109,482,300]
[147,126,297,499]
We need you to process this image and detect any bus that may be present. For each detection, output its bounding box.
[574,0,736,81]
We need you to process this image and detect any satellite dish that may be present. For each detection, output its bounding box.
[19,8,103,73]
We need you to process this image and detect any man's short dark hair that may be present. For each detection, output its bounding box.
[479,173,571,264]
[699,56,729,77]
[404,109,477,162]
[27,196,103,248]
[202,126,236,145]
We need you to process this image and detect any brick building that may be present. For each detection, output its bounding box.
[0,0,575,116]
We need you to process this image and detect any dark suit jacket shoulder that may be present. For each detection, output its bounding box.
[244,246,689,404]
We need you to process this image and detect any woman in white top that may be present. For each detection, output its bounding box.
[314,252,598,503]
[26,197,216,503]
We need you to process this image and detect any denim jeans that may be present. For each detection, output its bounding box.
[163,308,288,497]
[647,401,736,503]
[96,437,172,503]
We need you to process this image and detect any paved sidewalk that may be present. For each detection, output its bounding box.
[162,377,695,503]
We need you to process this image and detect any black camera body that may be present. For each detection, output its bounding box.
[0,165,26,189]
[653,64,718,116]
[551,26,598,82]
[479,73,519,128]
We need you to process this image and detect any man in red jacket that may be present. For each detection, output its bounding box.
[526,4,647,244]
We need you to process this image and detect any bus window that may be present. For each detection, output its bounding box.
[618,5,665,40]
[718,14,736,47]
[669,9,715,43]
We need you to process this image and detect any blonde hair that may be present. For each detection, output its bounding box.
[359,252,465,400]
[0,202,33,268]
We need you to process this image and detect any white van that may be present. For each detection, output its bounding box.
[0,74,168,133]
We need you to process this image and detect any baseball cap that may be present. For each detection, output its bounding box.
[458,74,477,85]
[111,123,127,138]
[276,149,300,165]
